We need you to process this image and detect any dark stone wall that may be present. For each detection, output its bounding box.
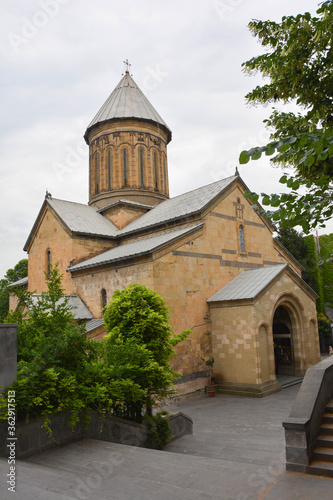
[0,410,193,459]
[0,324,17,391]
[283,356,333,471]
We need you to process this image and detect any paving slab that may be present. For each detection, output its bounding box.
[0,385,332,499]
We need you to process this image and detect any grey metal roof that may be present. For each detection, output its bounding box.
[85,318,105,333]
[24,175,237,252]
[8,276,28,288]
[23,197,118,251]
[48,198,118,238]
[84,73,171,143]
[68,223,203,272]
[98,199,153,214]
[119,176,238,236]
[207,264,288,302]
[30,295,93,320]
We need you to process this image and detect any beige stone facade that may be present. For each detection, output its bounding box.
[11,71,321,397]
[87,119,170,208]
[209,266,319,396]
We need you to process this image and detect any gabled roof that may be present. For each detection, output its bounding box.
[68,223,204,272]
[30,295,93,320]
[85,318,105,333]
[208,265,288,302]
[24,173,274,252]
[118,175,238,236]
[84,73,172,143]
[98,199,153,214]
[8,276,28,288]
[24,198,118,251]
[47,199,118,237]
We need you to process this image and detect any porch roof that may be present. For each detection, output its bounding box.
[207,264,287,302]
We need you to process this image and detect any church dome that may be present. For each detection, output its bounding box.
[85,68,171,210]
[84,72,172,145]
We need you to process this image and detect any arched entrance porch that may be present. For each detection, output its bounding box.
[273,303,299,376]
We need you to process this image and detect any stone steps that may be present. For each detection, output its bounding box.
[316,435,333,448]
[307,460,333,478]
[276,375,303,389]
[308,399,333,478]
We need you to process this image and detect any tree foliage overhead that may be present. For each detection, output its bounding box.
[239,1,333,232]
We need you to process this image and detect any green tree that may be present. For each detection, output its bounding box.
[276,227,319,291]
[1,273,186,449]
[1,266,140,431]
[103,284,190,416]
[1,265,101,428]
[319,233,333,309]
[317,312,332,337]
[239,1,333,232]
[0,259,28,322]
[277,227,309,270]
[303,235,325,313]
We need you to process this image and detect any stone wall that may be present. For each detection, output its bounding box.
[0,411,193,459]
[87,118,170,208]
[0,324,17,391]
[283,355,333,471]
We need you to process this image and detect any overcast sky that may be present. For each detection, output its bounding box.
[0,0,329,280]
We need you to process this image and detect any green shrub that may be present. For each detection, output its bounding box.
[304,235,325,313]
[144,411,172,450]
[1,276,189,440]
[103,284,190,416]
[317,312,332,338]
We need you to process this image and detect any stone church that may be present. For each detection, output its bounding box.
[10,68,320,397]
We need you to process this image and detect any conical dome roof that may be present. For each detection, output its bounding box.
[84,72,171,143]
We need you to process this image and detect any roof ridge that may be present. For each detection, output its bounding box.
[117,175,238,236]
[98,199,153,213]
[169,175,237,201]
[68,223,204,273]
[48,198,97,210]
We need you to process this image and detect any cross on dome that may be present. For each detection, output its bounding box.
[123,59,131,75]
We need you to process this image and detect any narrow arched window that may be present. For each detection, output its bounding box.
[47,249,51,276]
[96,154,99,194]
[108,150,111,190]
[140,149,144,187]
[123,148,127,186]
[239,225,245,253]
[163,157,166,191]
[154,151,158,189]
[101,289,107,309]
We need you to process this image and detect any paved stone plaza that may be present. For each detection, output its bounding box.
[0,385,332,499]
